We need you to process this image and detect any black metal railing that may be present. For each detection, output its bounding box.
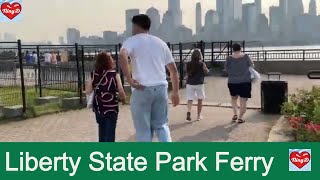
[1,40,320,114]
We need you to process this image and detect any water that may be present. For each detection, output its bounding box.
[245,45,320,51]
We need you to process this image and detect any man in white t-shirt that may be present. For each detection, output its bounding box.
[119,14,180,142]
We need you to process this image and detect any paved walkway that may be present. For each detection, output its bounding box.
[0,105,279,142]
[1,74,316,142]
[179,75,320,106]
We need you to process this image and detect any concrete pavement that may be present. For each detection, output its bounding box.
[0,105,279,142]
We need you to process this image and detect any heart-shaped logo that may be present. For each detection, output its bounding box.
[290,151,311,169]
[1,2,22,20]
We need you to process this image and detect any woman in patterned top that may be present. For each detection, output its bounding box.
[91,52,126,142]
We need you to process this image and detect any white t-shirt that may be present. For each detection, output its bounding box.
[33,54,38,63]
[121,33,174,87]
[44,53,52,63]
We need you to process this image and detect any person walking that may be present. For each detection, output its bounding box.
[25,51,33,64]
[32,51,38,64]
[224,43,254,124]
[86,52,126,142]
[119,14,180,142]
[186,49,209,121]
[44,51,52,65]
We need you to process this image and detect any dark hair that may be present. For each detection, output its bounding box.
[187,49,203,77]
[95,52,115,72]
[132,14,151,30]
[232,43,241,52]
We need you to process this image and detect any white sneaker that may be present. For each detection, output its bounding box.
[197,115,203,121]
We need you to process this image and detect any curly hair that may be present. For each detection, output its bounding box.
[95,52,115,72]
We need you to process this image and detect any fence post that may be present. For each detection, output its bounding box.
[230,40,233,55]
[167,42,171,51]
[17,40,26,113]
[302,50,305,61]
[115,44,119,73]
[118,43,125,86]
[242,40,246,52]
[179,43,183,88]
[211,42,214,67]
[264,51,267,61]
[200,41,205,61]
[75,43,83,104]
[36,45,42,97]
[227,42,230,56]
[81,45,85,90]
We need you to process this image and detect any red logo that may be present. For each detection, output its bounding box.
[1,2,22,20]
[290,151,311,169]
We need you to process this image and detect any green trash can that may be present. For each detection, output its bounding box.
[261,73,288,114]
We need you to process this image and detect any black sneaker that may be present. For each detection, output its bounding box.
[186,112,192,121]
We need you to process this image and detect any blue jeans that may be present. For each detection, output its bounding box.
[130,85,172,142]
[95,112,118,142]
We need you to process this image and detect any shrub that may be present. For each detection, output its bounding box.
[282,86,320,142]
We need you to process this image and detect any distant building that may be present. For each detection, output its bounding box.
[168,0,182,28]
[242,3,257,34]
[216,0,242,33]
[255,0,262,15]
[3,33,16,41]
[293,14,320,43]
[256,14,270,38]
[288,0,304,21]
[177,25,192,42]
[66,28,80,44]
[103,31,118,44]
[125,9,140,37]
[205,10,219,27]
[309,0,317,16]
[146,7,161,34]
[269,6,282,34]
[59,36,65,45]
[79,36,104,45]
[196,2,202,33]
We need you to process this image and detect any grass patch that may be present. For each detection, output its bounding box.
[0,86,77,106]
[32,103,62,117]
[0,86,80,119]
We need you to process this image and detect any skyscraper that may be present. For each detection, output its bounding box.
[217,0,242,32]
[242,3,257,34]
[279,0,288,17]
[168,0,182,27]
[255,0,262,15]
[288,0,304,20]
[269,6,282,33]
[66,28,80,44]
[146,7,161,33]
[196,2,202,33]
[59,36,65,45]
[125,9,140,37]
[309,0,317,16]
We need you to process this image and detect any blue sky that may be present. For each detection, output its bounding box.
[0,0,318,43]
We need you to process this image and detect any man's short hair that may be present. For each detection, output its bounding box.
[132,14,151,31]
[232,43,241,52]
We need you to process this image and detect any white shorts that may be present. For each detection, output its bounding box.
[186,84,205,101]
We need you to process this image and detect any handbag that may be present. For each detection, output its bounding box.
[249,67,261,84]
[86,71,108,108]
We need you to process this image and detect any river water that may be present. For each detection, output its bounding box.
[245,45,320,51]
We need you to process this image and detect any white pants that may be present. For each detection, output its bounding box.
[186,84,205,101]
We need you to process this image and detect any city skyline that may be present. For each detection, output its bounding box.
[1,0,320,43]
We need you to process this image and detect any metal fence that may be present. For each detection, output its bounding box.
[1,40,320,114]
